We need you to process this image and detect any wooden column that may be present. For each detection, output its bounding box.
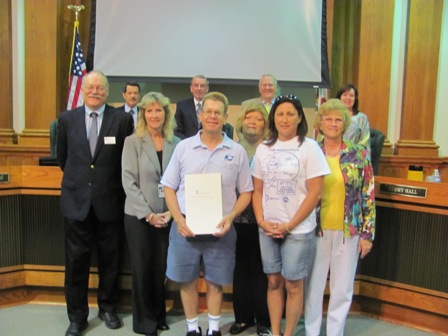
[20,0,58,146]
[395,0,443,156]
[0,0,15,144]
[357,0,394,144]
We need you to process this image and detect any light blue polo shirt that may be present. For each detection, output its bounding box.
[161,131,253,215]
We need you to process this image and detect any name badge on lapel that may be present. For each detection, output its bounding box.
[104,136,116,145]
[158,183,165,198]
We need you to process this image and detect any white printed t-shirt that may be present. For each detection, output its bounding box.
[253,136,330,234]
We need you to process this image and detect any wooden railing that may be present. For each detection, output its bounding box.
[1,167,447,333]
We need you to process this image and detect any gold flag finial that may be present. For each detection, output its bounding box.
[67,5,85,23]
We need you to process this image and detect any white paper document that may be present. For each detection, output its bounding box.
[185,173,223,235]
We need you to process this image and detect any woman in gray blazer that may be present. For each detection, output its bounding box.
[122,92,181,336]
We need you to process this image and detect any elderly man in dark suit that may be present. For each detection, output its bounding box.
[174,75,234,139]
[57,70,134,336]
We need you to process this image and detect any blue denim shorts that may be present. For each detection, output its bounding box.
[259,229,316,280]
[166,221,236,285]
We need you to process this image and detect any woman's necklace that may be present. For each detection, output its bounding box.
[324,144,341,157]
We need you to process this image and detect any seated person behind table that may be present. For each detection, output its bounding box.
[174,74,234,139]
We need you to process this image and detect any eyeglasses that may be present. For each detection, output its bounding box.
[83,85,107,93]
[323,117,344,124]
[275,95,300,102]
[201,109,224,117]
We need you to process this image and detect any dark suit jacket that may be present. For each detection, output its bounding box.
[174,97,235,139]
[174,97,198,139]
[57,104,134,222]
[223,123,234,139]
[117,104,138,128]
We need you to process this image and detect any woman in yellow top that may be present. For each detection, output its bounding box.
[305,99,376,336]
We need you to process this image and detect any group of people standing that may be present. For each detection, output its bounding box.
[57,70,375,336]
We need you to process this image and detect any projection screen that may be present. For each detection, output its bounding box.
[93,0,330,86]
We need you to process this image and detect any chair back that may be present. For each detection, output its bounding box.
[370,128,385,175]
[50,119,58,157]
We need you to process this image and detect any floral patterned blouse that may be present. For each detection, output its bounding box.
[317,140,376,241]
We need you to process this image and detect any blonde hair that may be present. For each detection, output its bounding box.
[314,98,351,135]
[135,92,175,141]
[235,103,269,139]
[202,92,229,115]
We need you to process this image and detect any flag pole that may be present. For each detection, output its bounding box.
[66,5,87,110]
[67,5,85,85]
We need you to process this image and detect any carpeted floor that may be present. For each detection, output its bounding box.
[0,303,439,336]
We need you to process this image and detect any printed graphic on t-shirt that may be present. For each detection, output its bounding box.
[261,151,300,203]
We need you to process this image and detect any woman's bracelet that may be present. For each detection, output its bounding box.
[285,222,292,233]
[146,213,153,222]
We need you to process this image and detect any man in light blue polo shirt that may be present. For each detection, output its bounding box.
[162,92,253,336]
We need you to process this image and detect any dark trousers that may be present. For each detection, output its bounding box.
[232,222,270,326]
[124,214,170,334]
[64,207,122,323]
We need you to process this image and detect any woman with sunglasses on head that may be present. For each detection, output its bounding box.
[252,95,331,336]
[304,99,375,336]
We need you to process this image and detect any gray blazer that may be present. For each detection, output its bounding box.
[241,97,270,114]
[122,132,180,219]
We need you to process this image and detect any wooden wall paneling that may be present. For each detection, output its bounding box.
[378,155,446,179]
[0,145,50,166]
[396,0,443,156]
[21,0,58,147]
[0,0,15,144]
[355,296,448,335]
[357,0,394,134]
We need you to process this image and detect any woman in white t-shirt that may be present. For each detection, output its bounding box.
[252,95,330,336]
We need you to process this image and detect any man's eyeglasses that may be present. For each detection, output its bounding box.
[83,85,107,93]
[201,109,224,117]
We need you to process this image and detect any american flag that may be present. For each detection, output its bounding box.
[66,25,87,110]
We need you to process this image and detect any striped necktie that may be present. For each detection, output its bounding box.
[196,102,202,127]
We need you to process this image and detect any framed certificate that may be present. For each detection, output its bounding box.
[185,173,223,235]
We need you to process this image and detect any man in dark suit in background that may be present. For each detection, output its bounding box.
[117,81,140,129]
[57,70,134,336]
[174,75,234,139]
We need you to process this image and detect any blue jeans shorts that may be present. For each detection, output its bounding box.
[166,221,236,285]
[259,229,316,280]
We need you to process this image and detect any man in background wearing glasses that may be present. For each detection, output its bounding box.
[241,74,278,114]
